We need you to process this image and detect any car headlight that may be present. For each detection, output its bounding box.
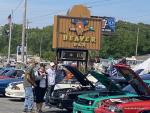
[59,94,65,98]
[108,105,123,113]
[88,100,94,106]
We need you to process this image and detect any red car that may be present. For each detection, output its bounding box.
[95,97,150,113]
[95,64,150,113]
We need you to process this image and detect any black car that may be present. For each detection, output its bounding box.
[48,65,128,111]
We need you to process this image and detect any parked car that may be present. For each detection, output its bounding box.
[72,64,150,113]
[5,81,24,98]
[5,78,81,99]
[95,96,150,113]
[0,69,24,79]
[93,65,150,113]
[5,65,94,99]
[0,78,23,96]
[48,65,135,111]
[95,80,150,113]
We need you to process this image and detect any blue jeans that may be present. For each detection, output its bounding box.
[45,85,55,105]
[24,87,34,111]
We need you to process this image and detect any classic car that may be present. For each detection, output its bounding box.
[95,96,150,113]
[5,77,81,99]
[48,65,133,111]
[73,64,150,113]
[94,65,150,113]
[5,65,94,99]
[0,77,23,96]
[5,81,24,98]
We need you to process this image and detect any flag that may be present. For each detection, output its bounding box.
[111,67,118,76]
[8,14,12,25]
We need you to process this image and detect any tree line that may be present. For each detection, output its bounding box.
[0,20,150,60]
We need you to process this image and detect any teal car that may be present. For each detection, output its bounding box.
[73,64,150,113]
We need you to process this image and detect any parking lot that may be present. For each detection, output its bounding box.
[0,96,68,113]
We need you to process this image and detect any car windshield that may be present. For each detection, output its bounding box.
[4,70,16,76]
[0,69,11,75]
[4,70,24,77]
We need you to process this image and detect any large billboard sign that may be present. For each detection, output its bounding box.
[92,16,116,32]
[53,15,102,50]
[102,17,115,32]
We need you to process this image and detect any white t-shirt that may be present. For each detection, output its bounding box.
[46,68,56,85]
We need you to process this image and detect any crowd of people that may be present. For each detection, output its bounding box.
[23,59,57,113]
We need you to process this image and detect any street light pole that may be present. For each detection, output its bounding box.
[7,10,13,64]
[135,27,139,56]
[21,0,27,63]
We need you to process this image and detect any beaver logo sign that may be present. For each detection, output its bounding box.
[53,5,102,50]
[69,19,94,36]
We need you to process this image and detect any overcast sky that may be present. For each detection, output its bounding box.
[0,0,150,28]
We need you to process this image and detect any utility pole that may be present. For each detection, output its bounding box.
[26,20,29,63]
[39,37,43,60]
[21,0,27,63]
[7,10,13,64]
[135,27,139,56]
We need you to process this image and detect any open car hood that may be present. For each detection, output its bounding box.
[90,71,122,92]
[63,65,95,88]
[115,64,150,96]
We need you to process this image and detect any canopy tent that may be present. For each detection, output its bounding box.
[133,57,150,75]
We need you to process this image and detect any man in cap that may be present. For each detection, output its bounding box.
[23,59,38,113]
[45,62,56,106]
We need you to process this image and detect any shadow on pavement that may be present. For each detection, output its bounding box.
[42,107,71,113]
[8,98,24,102]
[43,111,69,113]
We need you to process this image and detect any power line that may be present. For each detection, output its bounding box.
[29,9,67,20]
[13,0,24,14]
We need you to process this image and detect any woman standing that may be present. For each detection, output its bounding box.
[34,63,47,113]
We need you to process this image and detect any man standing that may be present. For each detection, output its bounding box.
[45,62,56,106]
[23,59,37,113]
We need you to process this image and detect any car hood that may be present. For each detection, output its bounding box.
[0,78,22,85]
[115,64,150,96]
[63,65,95,88]
[90,71,122,92]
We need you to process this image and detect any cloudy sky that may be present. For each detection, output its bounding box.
[0,0,150,28]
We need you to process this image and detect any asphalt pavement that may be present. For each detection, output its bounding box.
[0,96,68,113]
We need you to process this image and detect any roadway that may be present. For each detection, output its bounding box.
[0,96,68,113]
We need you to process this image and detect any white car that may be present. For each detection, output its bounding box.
[5,79,82,99]
[5,75,98,99]
[5,81,25,98]
[5,66,98,99]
